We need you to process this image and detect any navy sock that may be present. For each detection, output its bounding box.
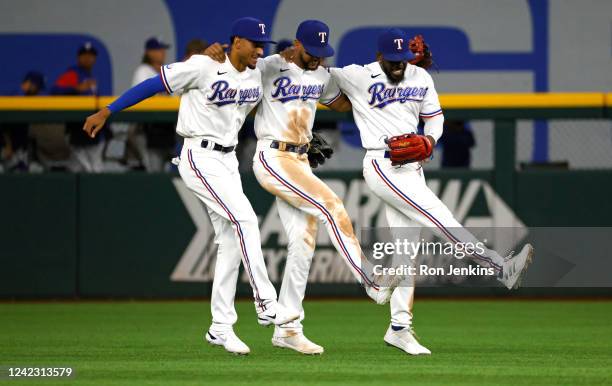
[391,325,405,331]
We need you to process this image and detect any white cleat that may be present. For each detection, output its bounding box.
[205,329,250,355]
[366,285,392,305]
[257,304,300,327]
[384,325,431,355]
[272,330,324,355]
[499,243,535,290]
[365,273,405,305]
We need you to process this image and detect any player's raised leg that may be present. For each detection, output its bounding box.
[272,197,323,354]
[364,156,533,290]
[384,204,431,355]
[254,145,402,305]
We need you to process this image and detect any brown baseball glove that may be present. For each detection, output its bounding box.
[408,35,433,69]
[385,134,433,166]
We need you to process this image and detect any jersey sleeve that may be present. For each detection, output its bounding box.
[419,72,443,119]
[160,55,211,94]
[328,65,362,95]
[256,54,280,73]
[320,73,342,105]
[255,57,267,72]
[328,67,350,92]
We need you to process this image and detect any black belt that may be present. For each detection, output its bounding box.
[270,140,309,154]
[201,140,234,153]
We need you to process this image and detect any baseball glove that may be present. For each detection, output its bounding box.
[307,132,334,168]
[408,35,433,70]
[385,134,433,166]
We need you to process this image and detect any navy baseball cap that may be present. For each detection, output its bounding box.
[296,20,334,58]
[145,37,171,50]
[78,41,98,56]
[377,28,410,61]
[23,71,45,90]
[231,17,276,43]
[276,39,293,54]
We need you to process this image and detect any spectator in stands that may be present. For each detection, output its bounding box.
[183,38,208,60]
[51,42,98,95]
[133,37,169,84]
[439,120,476,168]
[0,72,46,172]
[51,42,105,172]
[17,71,45,96]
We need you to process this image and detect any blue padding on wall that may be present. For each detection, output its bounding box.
[0,34,112,95]
[163,0,282,60]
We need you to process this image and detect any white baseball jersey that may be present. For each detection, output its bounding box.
[329,61,442,150]
[254,54,341,145]
[132,63,158,86]
[160,54,262,146]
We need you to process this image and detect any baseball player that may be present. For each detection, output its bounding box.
[204,20,403,355]
[328,28,535,355]
[82,17,300,356]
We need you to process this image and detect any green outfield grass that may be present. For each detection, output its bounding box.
[1,299,611,386]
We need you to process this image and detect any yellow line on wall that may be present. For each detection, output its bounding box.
[0,93,608,111]
[0,96,98,110]
[439,93,604,108]
[96,96,180,111]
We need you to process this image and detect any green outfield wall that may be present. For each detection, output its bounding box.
[2,170,611,298]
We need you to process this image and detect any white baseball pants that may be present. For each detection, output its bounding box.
[251,140,377,330]
[177,139,278,331]
[363,151,505,327]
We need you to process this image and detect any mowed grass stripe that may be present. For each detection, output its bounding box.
[1,300,610,386]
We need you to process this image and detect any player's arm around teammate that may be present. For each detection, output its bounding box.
[203,22,401,305]
[83,18,303,356]
[203,22,403,357]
